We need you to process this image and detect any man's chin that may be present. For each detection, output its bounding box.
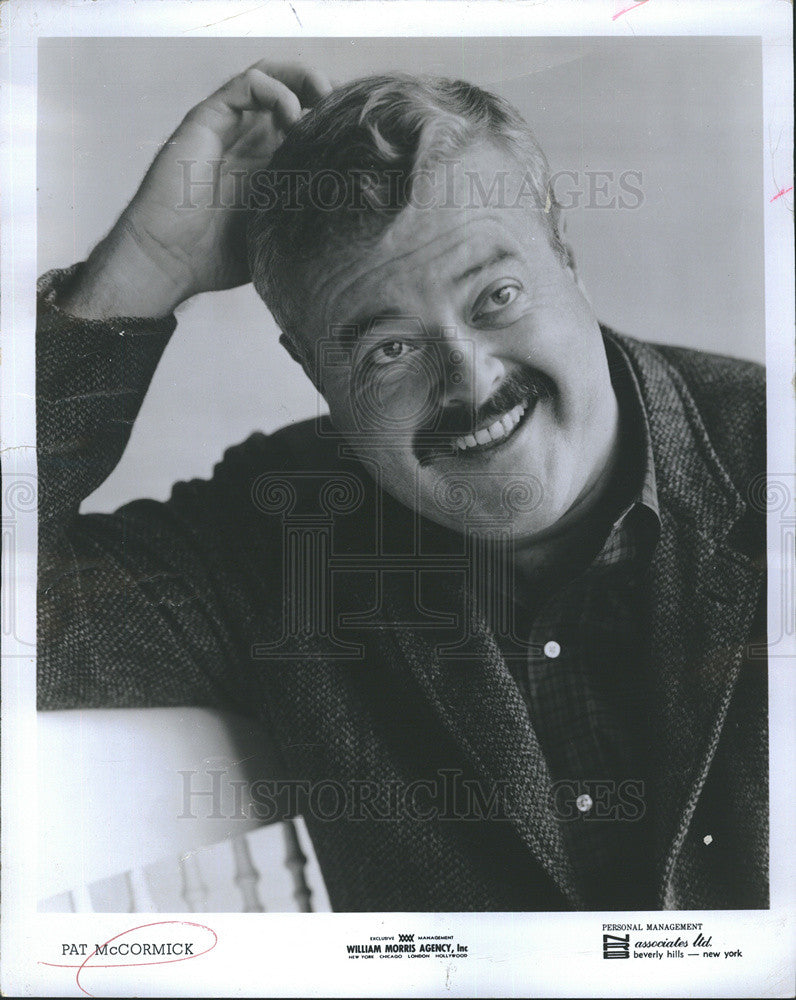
[414,481,568,540]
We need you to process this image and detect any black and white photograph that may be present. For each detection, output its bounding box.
[1,1,794,996]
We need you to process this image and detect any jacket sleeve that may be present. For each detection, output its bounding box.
[37,266,269,715]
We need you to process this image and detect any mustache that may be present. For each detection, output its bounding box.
[413,368,553,461]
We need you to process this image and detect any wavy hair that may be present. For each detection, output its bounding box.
[247,74,565,355]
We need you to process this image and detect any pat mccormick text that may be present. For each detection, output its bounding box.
[61,942,195,957]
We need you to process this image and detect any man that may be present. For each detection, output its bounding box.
[37,61,768,911]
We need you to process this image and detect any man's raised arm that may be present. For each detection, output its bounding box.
[37,61,331,712]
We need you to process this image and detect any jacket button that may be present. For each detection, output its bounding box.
[544,640,561,659]
[576,793,593,813]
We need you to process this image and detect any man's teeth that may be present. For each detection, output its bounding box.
[453,401,527,452]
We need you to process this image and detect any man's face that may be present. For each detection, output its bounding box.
[300,143,619,540]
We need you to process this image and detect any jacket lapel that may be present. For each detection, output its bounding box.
[616,335,765,905]
[383,577,584,908]
[365,331,762,911]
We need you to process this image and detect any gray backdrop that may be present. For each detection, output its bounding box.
[37,36,764,510]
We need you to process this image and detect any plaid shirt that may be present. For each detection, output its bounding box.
[501,339,661,909]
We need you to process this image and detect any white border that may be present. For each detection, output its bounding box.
[2,2,793,997]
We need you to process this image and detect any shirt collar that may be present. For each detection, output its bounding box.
[504,332,662,589]
[603,333,660,530]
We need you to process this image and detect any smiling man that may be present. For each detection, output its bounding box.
[249,83,622,545]
[37,64,768,911]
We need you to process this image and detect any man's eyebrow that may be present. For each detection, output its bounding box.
[332,310,411,342]
[331,249,518,340]
[452,248,517,286]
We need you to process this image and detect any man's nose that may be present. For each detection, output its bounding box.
[438,328,505,413]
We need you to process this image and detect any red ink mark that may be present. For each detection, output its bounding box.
[39,919,217,998]
[770,186,793,202]
[613,0,652,20]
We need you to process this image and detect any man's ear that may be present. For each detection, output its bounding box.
[279,333,322,391]
[557,217,582,289]
[562,243,593,307]
[279,331,305,365]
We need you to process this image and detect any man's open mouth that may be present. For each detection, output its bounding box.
[414,390,541,465]
[451,399,528,453]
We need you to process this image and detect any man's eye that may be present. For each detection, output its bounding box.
[370,340,415,366]
[474,282,521,318]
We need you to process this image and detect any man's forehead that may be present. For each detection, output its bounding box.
[305,142,551,334]
[382,144,537,250]
[318,209,536,326]
[375,211,521,277]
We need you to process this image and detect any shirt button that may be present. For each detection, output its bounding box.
[544,640,561,659]
[576,793,593,813]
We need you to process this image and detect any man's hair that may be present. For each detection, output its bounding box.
[246,73,566,357]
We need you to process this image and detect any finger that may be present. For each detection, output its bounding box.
[224,66,301,129]
[247,60,333,107]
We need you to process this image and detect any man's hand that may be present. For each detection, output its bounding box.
[58,61,332,319]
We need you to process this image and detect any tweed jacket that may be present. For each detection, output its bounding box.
[36,267,768,911]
